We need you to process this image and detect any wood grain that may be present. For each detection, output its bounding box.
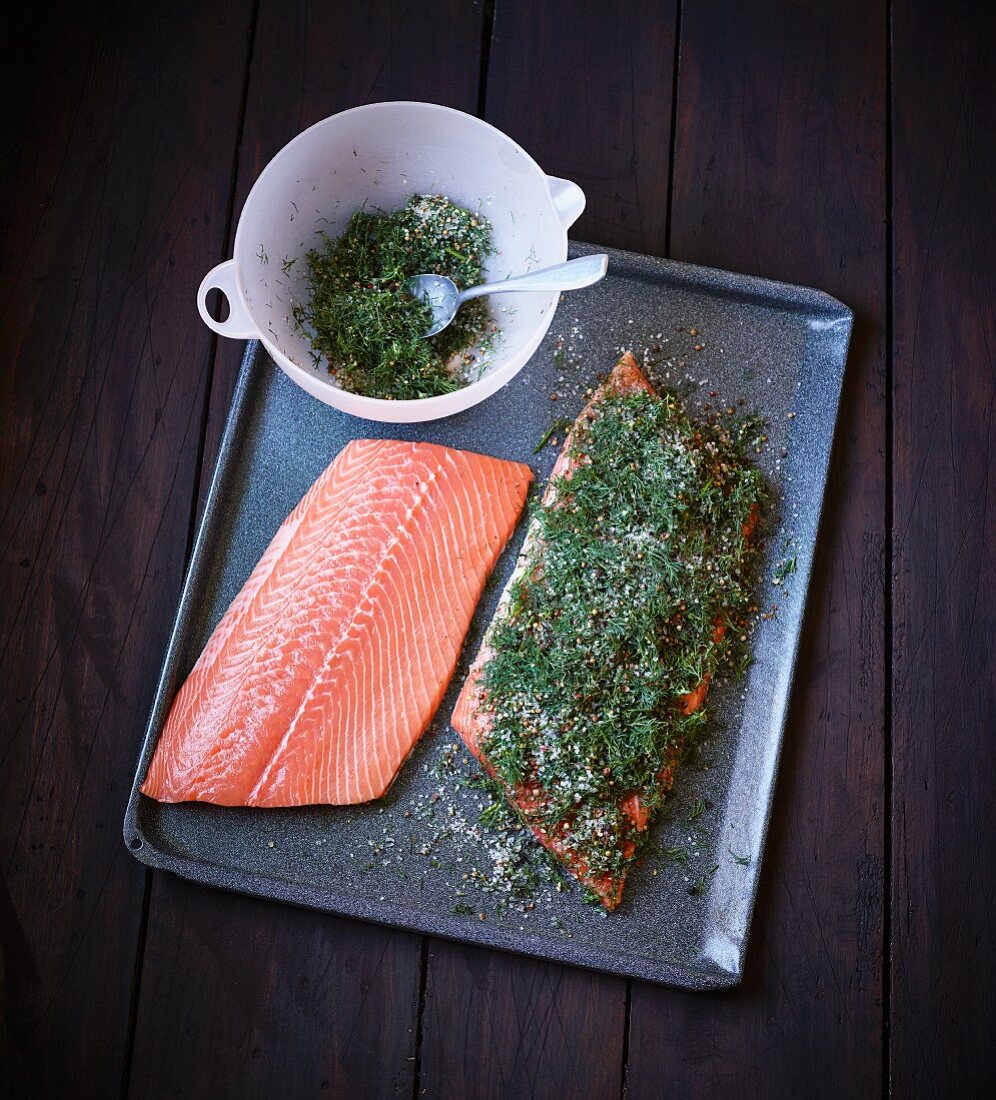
[891,1,996,1093]
[626,1,887,1095]
[128,2,485,1096]
[419,942,627,1100]
[0,0,253,1092]
[129,876,421,1097]
[484,0,678,255]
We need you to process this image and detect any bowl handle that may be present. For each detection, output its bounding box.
[545,175,586,230]
[197,259,260,339]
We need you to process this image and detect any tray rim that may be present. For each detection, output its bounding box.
[123,242,852,990]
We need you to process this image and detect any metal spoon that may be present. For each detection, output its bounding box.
[405,254,609,338]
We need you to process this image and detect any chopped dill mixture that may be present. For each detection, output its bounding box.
[478,386,767,892]
[294,194,496,400]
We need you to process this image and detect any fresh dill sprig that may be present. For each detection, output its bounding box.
[773,556,797,584]
[533,417,573,453]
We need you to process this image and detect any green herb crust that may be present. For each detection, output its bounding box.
[294,195,495,400]
[467,360,766,904]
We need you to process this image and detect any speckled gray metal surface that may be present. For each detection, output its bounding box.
[123,242,851,990]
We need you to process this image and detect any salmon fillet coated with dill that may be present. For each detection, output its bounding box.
[452,353,764,909]
[141,439,531,807]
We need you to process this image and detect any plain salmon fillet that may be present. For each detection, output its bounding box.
[452,353,758,909]
[141,438,531,807]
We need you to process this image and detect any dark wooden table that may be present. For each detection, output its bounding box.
[2,2,993,1096]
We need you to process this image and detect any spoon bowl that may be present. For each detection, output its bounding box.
[406,274,463,337]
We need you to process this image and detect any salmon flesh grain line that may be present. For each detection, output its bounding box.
[141,439,532,807]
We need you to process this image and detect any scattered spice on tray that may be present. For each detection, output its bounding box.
[401,745,565,919]
[294,194,496,400]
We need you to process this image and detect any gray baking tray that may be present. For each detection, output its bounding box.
[124,242,851,989]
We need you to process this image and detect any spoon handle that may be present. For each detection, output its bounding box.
[458,254,608,303]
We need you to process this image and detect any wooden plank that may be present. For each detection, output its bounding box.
[484,0,678,255]
[128,877,421,1097]
[891,1,996,1093]
[420,943,627,1100]
[129,2,485,1095]
[416,3,677,1094]
[626,1,887,1094]
[0,0,253,1093]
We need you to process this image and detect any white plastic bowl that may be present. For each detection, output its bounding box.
[197,101,586,422]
